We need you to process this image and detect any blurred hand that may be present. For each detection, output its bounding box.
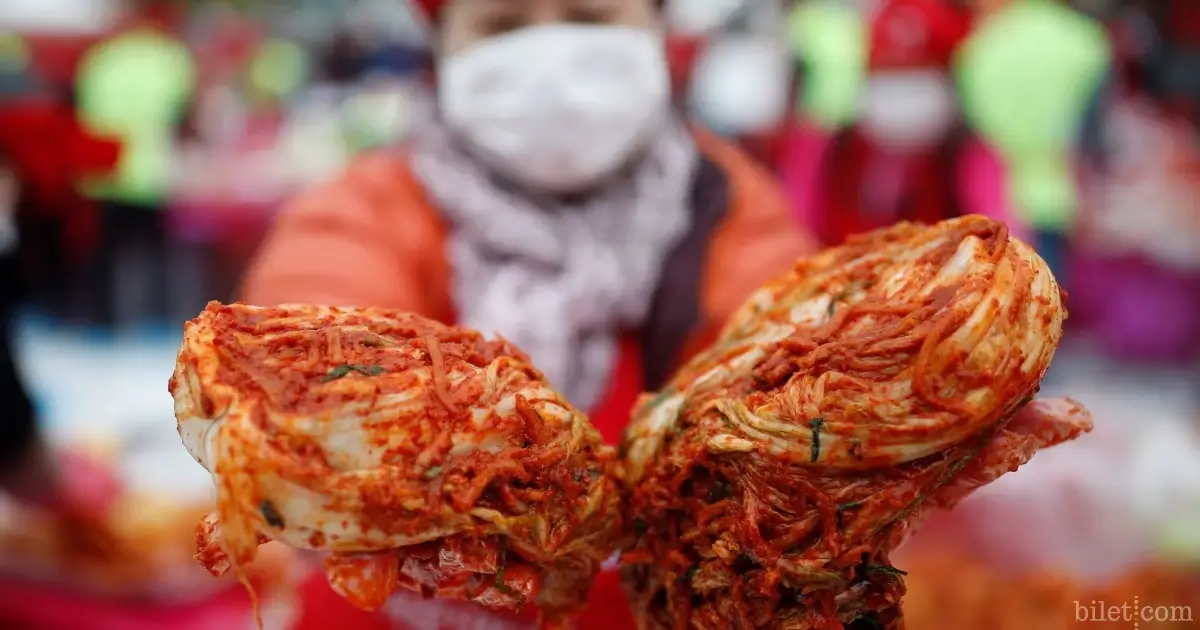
[52,450,122,519]
[1,446,124,559]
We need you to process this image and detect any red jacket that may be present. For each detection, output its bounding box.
[815,127,962,246]
[0,98,121,257]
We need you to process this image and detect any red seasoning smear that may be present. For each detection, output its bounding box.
[171,303,623,629]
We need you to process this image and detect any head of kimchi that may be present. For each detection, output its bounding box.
[171,302,622,584]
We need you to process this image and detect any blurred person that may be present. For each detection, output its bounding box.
[242,0,814,628]
[786,0,870,134]
[664,0,756,105]
[658,1,759,109]
[810,0,974,245]
[685,0,796,166]
[0,102,122,537]
[0,154,35,500]
[956,0,1111,283]
[1145,0,1200,126]
[1069,97,1200,361]
[664,0,744,34]
[74,0,197,328]
[1107,0,1160,94]
[0,60,121,316]
[0,33,65,310]
[779,0,868,232]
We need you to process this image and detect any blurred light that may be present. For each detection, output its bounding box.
[0,0,124,35]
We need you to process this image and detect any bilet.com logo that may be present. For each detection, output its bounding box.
[1076,598,1194,627]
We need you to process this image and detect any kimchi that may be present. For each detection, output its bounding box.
[170,303,623,625]
[619,216,1094,630]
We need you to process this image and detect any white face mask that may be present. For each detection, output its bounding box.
[859,70,957,152]
[438,24,670,195]
[690,35,791,136]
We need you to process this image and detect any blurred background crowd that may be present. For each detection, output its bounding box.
[0,0,1197,629]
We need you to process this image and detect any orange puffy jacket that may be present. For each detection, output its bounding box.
[243,128,814,630]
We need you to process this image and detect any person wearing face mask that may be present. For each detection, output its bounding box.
[812,0,973,246]
[956,0,1111,285]
[244,1,813,628]
[677,0,791,134]
[686,0,796,166]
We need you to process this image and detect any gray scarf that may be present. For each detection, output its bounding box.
[409,118,698,410]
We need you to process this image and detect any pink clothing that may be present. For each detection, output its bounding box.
[778,123,831,232]
[778,124,1031,241]
[956,138,1032,242]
